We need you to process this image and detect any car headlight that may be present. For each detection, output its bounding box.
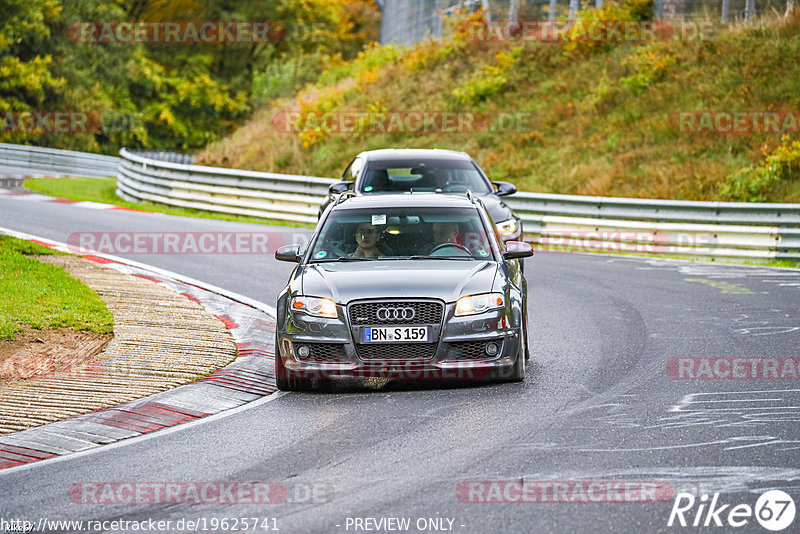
[455,292,505,316]
[496,218,519,237]
[291,296,338,319]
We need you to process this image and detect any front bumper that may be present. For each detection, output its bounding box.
[276,302,521,381]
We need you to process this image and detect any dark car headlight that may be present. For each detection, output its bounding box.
[291,296,338,319]
[455,292,505,316]
[496,217,520,238]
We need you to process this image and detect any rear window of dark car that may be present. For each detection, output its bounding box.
[360,159,492,195]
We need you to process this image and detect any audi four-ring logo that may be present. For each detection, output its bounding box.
[376,306,416,321]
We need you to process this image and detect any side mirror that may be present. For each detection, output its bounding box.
[503,241,533,260]
[329,181,350,195]
[493,181,517,197]
[275,244,302,263]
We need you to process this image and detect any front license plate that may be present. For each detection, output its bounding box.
[363,326,428,343]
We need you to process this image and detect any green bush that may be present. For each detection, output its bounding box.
[719,138,800,202]
[315,43,406,88]
[253,53,328,103]
[451,47,520,105]
[619,45,676,91]
[562,0,655,56]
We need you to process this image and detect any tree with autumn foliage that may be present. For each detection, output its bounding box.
[0,0,379,152]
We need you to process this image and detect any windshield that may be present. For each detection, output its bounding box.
[359,159,492,195]
[309,207,497,261]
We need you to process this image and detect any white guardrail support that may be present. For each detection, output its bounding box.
[1,143,798,262]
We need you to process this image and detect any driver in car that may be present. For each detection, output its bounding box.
[350,222,385,257]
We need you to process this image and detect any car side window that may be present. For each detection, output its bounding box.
[341,159,354,181]
[342,157,363,182]
[349,157,363,181]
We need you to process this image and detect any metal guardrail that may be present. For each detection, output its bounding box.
[1,143,797,262]
[130,150,196,165]
[506,192,800,226]
[117,148,800,262]
[0,143,119,177]
[117,148,335,224]
[507,193,800,261]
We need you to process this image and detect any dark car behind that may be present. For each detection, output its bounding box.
[319,149,523,243]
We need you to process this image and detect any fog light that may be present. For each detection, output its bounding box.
[485,342,499,356]
[297,345,310,358]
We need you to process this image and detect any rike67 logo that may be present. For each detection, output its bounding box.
[668,490,796,531]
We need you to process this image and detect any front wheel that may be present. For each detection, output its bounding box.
[507,327,526,382]
[274,344,294,391]
[492,327,526,383]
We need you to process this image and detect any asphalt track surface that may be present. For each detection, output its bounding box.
[2,194,800,533]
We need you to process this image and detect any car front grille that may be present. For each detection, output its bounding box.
[356,342,438,360]
[349,300,444,326]
[447,340,499,360]
[294,343,346,362]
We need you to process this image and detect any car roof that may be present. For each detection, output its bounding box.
[356,148,472,163]
[332,193,479,211]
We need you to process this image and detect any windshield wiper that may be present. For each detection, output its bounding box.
[312,256,477,262]
[406,255,474,261]
[311,257,373,263]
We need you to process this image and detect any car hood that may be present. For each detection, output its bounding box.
[301,260,498,304]
[476,193,513,224]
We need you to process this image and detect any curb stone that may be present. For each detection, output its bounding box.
[0,231,278,470]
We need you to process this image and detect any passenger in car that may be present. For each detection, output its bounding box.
[431,222,460,246]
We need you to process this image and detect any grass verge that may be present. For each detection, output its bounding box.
[24,177,314,229]
[0,235,114,340]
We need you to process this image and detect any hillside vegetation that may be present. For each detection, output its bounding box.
[198,2,800,202]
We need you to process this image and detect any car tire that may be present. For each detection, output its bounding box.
[491,324,526,383]
[508,344,526,382]
[274,342,293,391]
[523,302,530,362]
[508,326,526,382]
